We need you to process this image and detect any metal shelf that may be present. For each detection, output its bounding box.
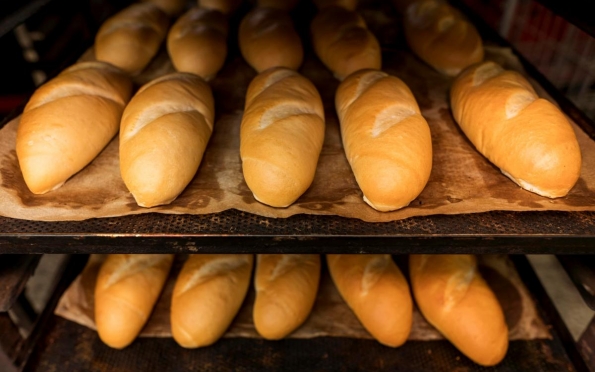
[1,210,595,254]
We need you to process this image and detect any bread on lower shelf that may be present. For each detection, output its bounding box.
[171,254,254,348]
[409,254,509,366]
[450,61,582,198]
[254,254,321,339]
[95,254,174,349]
[327,254,413,347]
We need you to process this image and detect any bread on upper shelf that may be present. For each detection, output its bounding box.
[239,7,303,72]
[240,67,325,207]
[95,3,169,75]
[450,61,582,198]
[167,7,228,80]
[119,73,215,208]
[403,0,483,76]
[311,6,380,80]
[335,69,432,211]
[16,61,132,194]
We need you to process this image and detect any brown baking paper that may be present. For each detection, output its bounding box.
[1,37,594,222]
[54,255,550,341]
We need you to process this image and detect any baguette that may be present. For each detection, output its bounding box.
[16,61,132,194]
[167,7,228,80]
[335,69,432,211]
[311,6,380,80]
[95,3,169,74]
[171,254,254,348]
[120,73,215,208]
[327,254,412,347]
[314,0,357,10]
[199,0,242,14]
[95,254,174,349]
[142,0,187,16]
[239,7,303,72]
[409,254,508,366]
[240,67,325,207]
[450,61,581,197]
[253,254,321,339]
[403,0,483,76]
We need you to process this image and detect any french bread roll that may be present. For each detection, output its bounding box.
[311,6,380,80]
[335,70,432,211]
[95,254,174,349]
[239,7,303,72]
[327,254,412,347]
[171,254,254,348]
[403,0,483,76]
[409,254,508,366]
[142,0,187,16]
[253,254,321,339]
[256,0,299,10]
[16,61,132,194]
[95,3,169,74]
[314,0,357,10]
[240,67,325,207]
[167,7,228,80]
[450,61,582,197]
[199,0,242,14]
[120,73,214,208]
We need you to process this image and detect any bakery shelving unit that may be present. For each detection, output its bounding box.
[1,0,595,370]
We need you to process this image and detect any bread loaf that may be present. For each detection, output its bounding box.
[311,6,380,80]
[327,254,412,347]
[254,254,321,339]
[95,3,169,74]
[239,7,303,72]
[335,69,432,211]
[95,254,174,349]
[120,73,214,208]
[409,254,508,366]
[403,0,483,76]
[199,0,242,14]
[314,0,357,10]
[171,254,254,348]
[240,67,325,207]
[142,0,187,16]
[256,0,299,10]
[16,61,132,194]
[450,61,581,197]
[167,7,228,80]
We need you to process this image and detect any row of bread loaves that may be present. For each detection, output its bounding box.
[95,254,321,348]
[14,0,582,210]
[93,253,508,366]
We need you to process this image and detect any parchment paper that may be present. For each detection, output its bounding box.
[55,254,550,341]
[0,11,594,222]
